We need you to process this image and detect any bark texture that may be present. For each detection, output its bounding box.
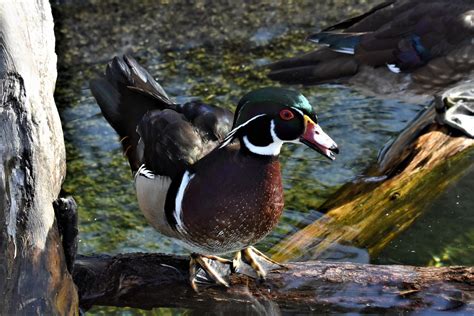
[74,253,474,313]
[0,1,78,314]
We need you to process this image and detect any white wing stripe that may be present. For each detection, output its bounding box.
[135,164,155,180]
[387,63,401,73]
[219,114,266,149]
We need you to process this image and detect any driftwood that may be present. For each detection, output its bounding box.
[271,102,474,262]
[0,1,78,314]
[74,253,474,313]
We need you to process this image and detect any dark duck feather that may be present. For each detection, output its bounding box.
[90,55,339,289]
[267,0,474,100]
[90,56,232,177]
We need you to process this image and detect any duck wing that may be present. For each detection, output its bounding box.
[137,101,232,178]
[90,55,233,178]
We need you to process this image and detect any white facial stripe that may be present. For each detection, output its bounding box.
[291,107,304,117]
[174,170,195,232]
[243,120,283,156]
[219,136,235,149]
[270,119,281,142]
[219,114,266,149]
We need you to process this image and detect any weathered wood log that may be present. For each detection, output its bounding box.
[0,1,78,314]
[270,100,474,262]
[74,253,474,313]
[53,196,79,274]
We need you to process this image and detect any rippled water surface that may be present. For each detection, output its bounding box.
[52,0,473,314]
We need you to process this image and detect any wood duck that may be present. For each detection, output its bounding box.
[90,55,338,290]
[268,0,474,100]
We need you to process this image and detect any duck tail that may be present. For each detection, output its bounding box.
[90,55,174,171]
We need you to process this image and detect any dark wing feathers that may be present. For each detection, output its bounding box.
[137,110,204,178]
[91,55,172,171]
[137,103,232,178]
[91,55,233,178]
[119,56,174,105]
[268,0,474,85]
[321,0,397,32]
[174,101,233,141]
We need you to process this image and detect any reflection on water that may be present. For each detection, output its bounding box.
[374,161,474,266]
[53,0,473,314]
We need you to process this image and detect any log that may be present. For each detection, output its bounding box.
[270,100,474,262]
[0,1,78,314]
[74,253,474,313]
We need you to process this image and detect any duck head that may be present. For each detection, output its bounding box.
[221,87,339,159]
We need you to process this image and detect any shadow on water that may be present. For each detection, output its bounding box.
[52,0,473,314]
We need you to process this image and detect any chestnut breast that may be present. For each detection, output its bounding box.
[181,148,284,254]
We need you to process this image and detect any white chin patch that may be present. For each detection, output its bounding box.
[242,120,283,156]
[243,136,283,156]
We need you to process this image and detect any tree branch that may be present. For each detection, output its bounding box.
[74,253,474,313]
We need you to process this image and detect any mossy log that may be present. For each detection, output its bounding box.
[271,103,474,262]
[74,253,474,313]
[0,1,78,314]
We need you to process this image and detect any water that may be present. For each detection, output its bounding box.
[374,162,474,266]
[52,1,474,314]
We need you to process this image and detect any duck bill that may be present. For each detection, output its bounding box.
[300,115,339,160]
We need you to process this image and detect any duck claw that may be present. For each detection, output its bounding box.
[234,246,286,280]
[189,253,233,292]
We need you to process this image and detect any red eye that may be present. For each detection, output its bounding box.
[279,109,294,121]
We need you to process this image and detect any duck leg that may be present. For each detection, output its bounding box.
[234,246,286,280]
[189,253,233,292]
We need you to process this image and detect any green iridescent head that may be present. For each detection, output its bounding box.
[233,87,317,127]
[223,87,338,160]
